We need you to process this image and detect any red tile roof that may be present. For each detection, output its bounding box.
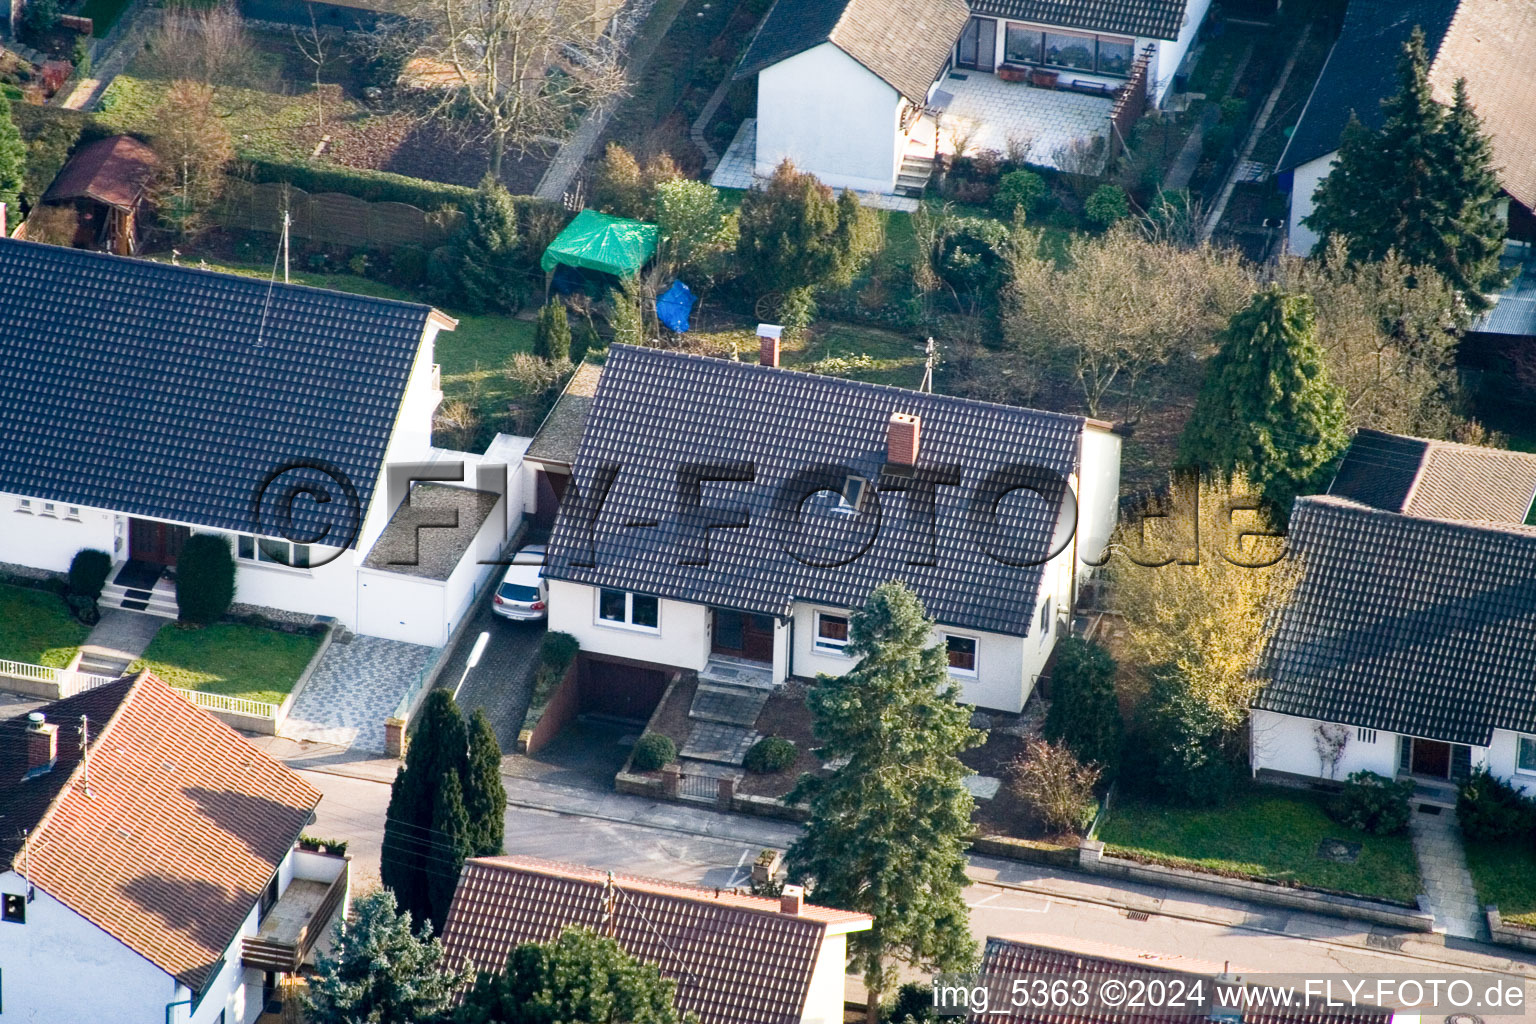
[440,856,871,1024]
[2,673,320,990]
[973,935,1395,1024]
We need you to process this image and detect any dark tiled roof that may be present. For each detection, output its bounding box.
[41,135,159,210]
[1,674,320,989]
[0,239,433,545]
[440,857,870,1024]
[736,0,970,104]
[1277,0,1459,172]
[969,0,1190,40]
[1327,429,1536,525]
[362,483,501,580]
[525,361,604,467]
[542,346,1086,637]
[972,935,1392,1024]
[1253,497,1536,747]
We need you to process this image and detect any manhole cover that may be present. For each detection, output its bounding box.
[1316,838,1361,863]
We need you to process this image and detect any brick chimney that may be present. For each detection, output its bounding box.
[26,712,58,773]
[757,324,783,367]
[780,884,805,917]
[887,412,921,466]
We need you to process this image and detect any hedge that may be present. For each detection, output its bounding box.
[241,156,478,210]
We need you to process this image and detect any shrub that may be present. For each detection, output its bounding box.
[1085,183,1130,229]
[1010,738,1101,834]
[1329,770,1414,835]
[1458,768,1536,843]
[67,548,113,600]
[631,733,676,771]
[534,301,572,361]
[1042,637,1122,776]
[539,631,580,671]
[426,245,462,306]
[995,169,1047,218]
[65,593,100,626]
[388,244,428,289]
[244,156,476,209]
[175,533,236,625]
[71,36,91,78]
[1142,667,1241,806]
[744,736,797,774]
[21,0,59,44]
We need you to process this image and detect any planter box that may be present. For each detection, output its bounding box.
[1030,68,1059,88]
[1486,906,1536,952]
[997,64,1029,83]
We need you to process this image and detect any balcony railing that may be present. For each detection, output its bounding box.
[242,849,350,973]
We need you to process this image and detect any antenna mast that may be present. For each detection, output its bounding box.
[919,337,936,393]
[77,715,92,799]
[282,210,291,284]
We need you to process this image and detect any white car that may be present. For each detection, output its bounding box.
[492,545,547,621]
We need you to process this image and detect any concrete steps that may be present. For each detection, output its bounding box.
[895,153,935,197]
[101,565,178,619]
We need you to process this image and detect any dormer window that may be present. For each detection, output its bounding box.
[835,475,869,515]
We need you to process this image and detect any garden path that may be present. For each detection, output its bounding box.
[1408,801,1486,939]
[77,608,162,677]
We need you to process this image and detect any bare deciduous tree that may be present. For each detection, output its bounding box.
[291,6,332,127]
[148,2,251,87]
[375,0,640,178]
[152,79,236,235]
[1010,739,1101,835]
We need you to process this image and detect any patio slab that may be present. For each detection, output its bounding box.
[933,70,1113,170]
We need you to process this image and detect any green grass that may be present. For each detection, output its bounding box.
[1466,841,1536,927]
[690,321,927,390]
[1099,786,1422,903]
[130,622,322,705]
[78,0,133,35]
[0,585,89,668]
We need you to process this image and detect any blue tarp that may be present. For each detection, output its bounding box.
[656,280,695,333]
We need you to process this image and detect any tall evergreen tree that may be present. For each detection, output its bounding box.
[306,889,462,1024]
[1042,637,1123,777]
[0,95,26,206]
[735,160,868,305]
[455,928,690,1024]
[1178,286,1347,516]
[428,768,472,932]
[463,708,507,856]
[786,582,980,1023]
[382,688,469,930]
[458,175,523,314]
[533,300,572,361]
[1305,29,1511,307]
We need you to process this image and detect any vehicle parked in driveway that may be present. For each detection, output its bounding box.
[492,545,547,621]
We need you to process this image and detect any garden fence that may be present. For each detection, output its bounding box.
[216,179,465,251]
[175,687,281,720]
[0,658,117,698]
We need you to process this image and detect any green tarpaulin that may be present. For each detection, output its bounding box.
[540,209,658,276]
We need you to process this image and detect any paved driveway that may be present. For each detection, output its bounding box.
[281,635,438,754]
[436,590,545,751]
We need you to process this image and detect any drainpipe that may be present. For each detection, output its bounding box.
[165,998,191,1024]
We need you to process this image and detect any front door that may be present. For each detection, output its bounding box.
[1410,738,1452,779]
[957,17,997,71]
[128,518,191,566]
[712,611,776,663]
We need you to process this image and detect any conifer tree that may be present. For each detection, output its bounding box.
[382,689,469,930]
[1305,30,1511,306]
[427,768,472,932]
[786,582,980,1023]
[1042,637,1122,777]
[458,175,523,313]
[534,299,572,361]
[306,889,461,1024]
[0,95,27,206]
[735,160,869,305]
[463,708,507,857]
[1178,286,1348,516]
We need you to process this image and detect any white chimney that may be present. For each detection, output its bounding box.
[780,884,804,916]
[887,412,921,466]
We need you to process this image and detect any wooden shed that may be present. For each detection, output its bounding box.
[40,135,159,255]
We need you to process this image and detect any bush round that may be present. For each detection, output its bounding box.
[68,548,113,600]
[744,736,797,774]
[632,733,676,771]
[994,170,1048,218]
[175,533,236,626]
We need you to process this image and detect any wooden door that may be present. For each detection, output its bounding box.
[129,519,191,566]
[712,611,775,663]
[1410,739,1451,779]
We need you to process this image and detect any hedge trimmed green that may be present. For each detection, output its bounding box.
[176,534,236,625]
[632,733,676,771]
[744,736,796,774]
[68,549,113,600]
[243,156,476,209]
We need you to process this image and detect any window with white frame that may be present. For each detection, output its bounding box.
[64,506,81,521]
[946,634,978,676]
[596,588,659,631]
[1002,26,1134,76]
[1519,735,1536,774]
[815,612,850,653]
[236,534,311,569]
[1039,597,1052,634]
[40,502,56,517]
[14,497,31,513]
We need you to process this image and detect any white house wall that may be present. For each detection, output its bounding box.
[357,568,448,647]
[1250,709,1404,781]
[0,497,116,573]
[440,492,510,643]
[1075,424,1121,573]
[546,579,711,671]
[799,933,852,1024]
[755,43,904,193]
[1286,151,1335,255]
[1150,0,1212,104]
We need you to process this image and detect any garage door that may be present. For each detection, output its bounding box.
[581,658,668,723]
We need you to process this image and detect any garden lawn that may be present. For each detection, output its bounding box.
[130,623,322,705]
[0,585,88,668]
[689,321,927,390]
[1098,786,1421,903]
[1465,841,1536,927]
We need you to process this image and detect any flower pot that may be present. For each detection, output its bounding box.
[997,64,1029,84]
[1031,68,1059,88]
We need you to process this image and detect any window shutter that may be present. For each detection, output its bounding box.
[1451,744,1471,785]
[1398,736,1411,774]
